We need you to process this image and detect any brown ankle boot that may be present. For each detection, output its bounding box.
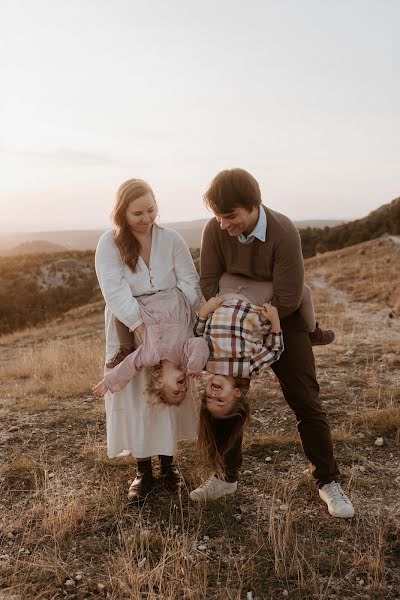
[128,459,154,503]
[309,322,335,346]
[159,456,185,491]
[106,346,135,369]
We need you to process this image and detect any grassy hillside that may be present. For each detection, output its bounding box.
[0,251,100,335]
[300,197,400,258]
[0,249,201,335]
[0,237,399,598]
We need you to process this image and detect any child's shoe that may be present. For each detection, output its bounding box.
[127,459,154,504]
[189,475,237,501]
[160,464,185,491]
[159,455,185,491]
[309,322,335,346]
[106,346,135,369]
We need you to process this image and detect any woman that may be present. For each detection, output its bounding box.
[95,178,201,503]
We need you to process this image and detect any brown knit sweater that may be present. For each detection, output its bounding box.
[200,205,304,319]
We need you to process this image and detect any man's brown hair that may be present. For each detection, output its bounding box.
[204,168,261,214]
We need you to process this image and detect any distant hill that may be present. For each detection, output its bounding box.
[0,251,100,335]
[0,218,345,255]
[6,240,67,256]
[299,197,400,258]
[1,195,397,261]
[0,248,199,335]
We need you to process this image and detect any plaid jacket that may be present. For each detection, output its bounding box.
[194,299,284,378]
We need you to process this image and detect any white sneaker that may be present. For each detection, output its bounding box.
[319,481,355,518]
[189,476,237,501]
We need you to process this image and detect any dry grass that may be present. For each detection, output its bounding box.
[1,239,400,599]
[0,335,103,398]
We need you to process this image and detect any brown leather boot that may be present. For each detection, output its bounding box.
[159,455,185,492]
[309,322,335,346]
[128,459,154,504]
[106,346,135,369]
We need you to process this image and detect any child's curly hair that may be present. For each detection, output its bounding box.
[145,363,166,405]
[197,376,250,479]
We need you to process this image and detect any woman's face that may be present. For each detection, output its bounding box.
[125,192,157,235]
[205,374,241,418]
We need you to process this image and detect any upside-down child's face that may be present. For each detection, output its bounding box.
[159,361,188,405]
[205,375,242,418]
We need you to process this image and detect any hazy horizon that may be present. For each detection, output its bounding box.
[1,216,348,236]
[2,0,399,231]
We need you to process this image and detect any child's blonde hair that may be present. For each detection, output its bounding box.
[197,377,250,479]
[145,363,166,405]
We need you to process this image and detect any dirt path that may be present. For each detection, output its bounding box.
[311,273,400,341]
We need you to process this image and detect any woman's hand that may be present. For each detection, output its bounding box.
[134,323,146,344]
[92,379,108,398]
[199,296,224,319]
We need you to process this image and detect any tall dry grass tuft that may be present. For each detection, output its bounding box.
[106,505,208,599]
[0,336,104,397]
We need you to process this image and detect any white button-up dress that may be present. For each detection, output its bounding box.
[95,224,202,458]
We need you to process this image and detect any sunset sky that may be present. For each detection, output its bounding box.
[1,0,399,232]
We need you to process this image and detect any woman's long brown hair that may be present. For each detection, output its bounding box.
[197,377,250,479]
[111,178,157,271]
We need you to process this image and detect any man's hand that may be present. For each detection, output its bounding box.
[198,296,224,319]
[92,379,108,398]
[260,303,281,332]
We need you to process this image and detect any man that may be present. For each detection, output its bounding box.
[190,168,354,519]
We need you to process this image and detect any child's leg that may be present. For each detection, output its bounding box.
[114,317,136,348]
[298,284,316,332]
[219,273,274,306]
[106,317,136,368]
[158,455,185,490]
[303,286,335,345]
[127,457,154,503]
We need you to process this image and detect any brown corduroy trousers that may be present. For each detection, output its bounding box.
[216,309,339,487]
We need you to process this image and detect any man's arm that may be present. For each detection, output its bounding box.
[200,220,225,300]
[270,226,304,319]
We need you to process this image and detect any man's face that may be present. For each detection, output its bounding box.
[213,206,259,237]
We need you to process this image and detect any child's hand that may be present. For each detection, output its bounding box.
[188,371,202,380]
[260,303,281,331]
[199,296,224,319]
[92,379,108,398]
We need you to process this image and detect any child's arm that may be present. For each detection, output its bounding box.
[182,337,210,374]
[250,329,284,375]
[92,379,108,398]
[259,303,281,333]
[194,296,224,336]
[103,347,144,393]
[199,296,224,319]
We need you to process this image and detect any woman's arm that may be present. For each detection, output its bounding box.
[95,232,143,331]
[172,231,202,307]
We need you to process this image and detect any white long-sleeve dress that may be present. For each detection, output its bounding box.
[95,224,202,458]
